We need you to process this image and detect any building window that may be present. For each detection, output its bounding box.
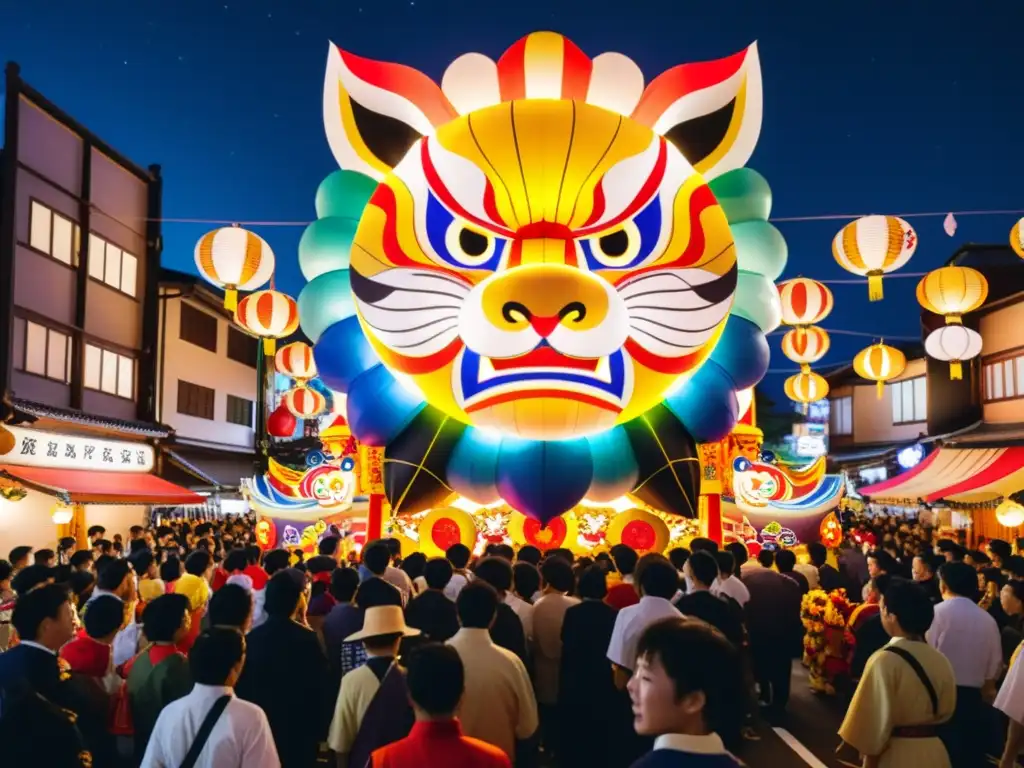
[984,354,1024,402]
[830,396,852,436]
[891,377,927,424]
[84,343,135,399]
[227,326,258,368]
[29,200,79,266]
[179,303,218,353]
[16,320,72,382]
[226,395,254,427]
[87,233,137,297]
[178,380,215,420]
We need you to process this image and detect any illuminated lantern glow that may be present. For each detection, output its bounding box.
[780,325,830,372]
[282,386,327,420]
[507,512,575,551]
[417,507,477,557]
[924,325,982,381]
[777,278,833,327]
[1011,218,1024,259]
[783,370,828,413]
[194,226,275,310]
[853,343,907,398]
[832,215,917,301]
[275,341,317,382]
[236,290,300,356]
[266,403,297,438]
[605,508,670,554]
[51,503,73,525]
[819,513,842,548]
[255,518,277,549]
[997,499,1024,528]
[916,266,988,324]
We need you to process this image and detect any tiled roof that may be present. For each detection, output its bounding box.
[11,399,170,438]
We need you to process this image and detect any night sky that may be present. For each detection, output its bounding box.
[3,1,1023,398]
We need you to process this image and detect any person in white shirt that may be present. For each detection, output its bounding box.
[927,561,1003,768]
[142,627,280,768]
[995,638,1024,768]
[444,544,474,602]
[711,551,750,607]
[383,539,415,602]
[607,555,682,687]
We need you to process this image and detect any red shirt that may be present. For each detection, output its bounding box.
[211,568,230,592]
[60,635,112,678]
[243,564,269,590]
[370,720,511,768]
[606,581,640,610]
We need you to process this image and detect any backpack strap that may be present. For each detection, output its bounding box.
[179,695,231,768]
[884,645,938,716]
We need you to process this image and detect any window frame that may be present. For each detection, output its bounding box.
[983,348,1024,404]
[178,302,219,353]
[177,380,216,421]
[26,198,80,268]
[15,318,72,384]
[226,394,254,428]
[890,376,927,425]
[86,231,139,299]
[83,342,136,401]
[830,395,853,436]
[226,326,258,368]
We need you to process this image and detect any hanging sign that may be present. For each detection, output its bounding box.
[358,445,385,495]
[0,425,154,473]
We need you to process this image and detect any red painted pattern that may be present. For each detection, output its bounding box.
[420,141,513,236]
[576,140,668,237]
[496,36,528,102]
[465,388,620,414]
[560,37,593,100]
[631,48,749,127]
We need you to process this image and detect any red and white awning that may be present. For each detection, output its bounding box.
[860,447,1024,504]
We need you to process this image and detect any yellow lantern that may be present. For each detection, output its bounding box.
[853,343,907,398]
[925,325,982,380]
[784,370,829,413]
[1011,218,1024,259]
[282,386,327,420]
[235,290,300,355]
[275,341,317,382]
[832,215,917,301]
[194,225,275,310]
[915,266,988,324]
[780,326,830,373]
[996,498,1024,528]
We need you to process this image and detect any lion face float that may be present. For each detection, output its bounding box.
[326,32,760,440]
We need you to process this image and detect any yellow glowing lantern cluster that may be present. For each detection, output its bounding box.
[996,498,1024,528]
[275,341,317,383]
[1011,218,1024,259]
[833,215,917,301]
[283,386,327,420]
[781,326,831,374]
[916,266,988,324]
[854,342,907,398]
[194,225,276,310]
[235,290,300,355]
[784,370,828,413]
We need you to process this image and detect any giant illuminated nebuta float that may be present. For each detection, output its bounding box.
[302,32,786,524]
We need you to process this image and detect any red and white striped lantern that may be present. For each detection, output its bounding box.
[275,341,317,382]
[283,386,327,419]
[235,290,299,355]
[777,278,834,327]
[194,226,275,310]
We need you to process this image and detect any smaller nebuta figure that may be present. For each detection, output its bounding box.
[576,513,609,551]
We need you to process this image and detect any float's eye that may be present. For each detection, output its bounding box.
[586,220,641,268]
[444,220,497,268]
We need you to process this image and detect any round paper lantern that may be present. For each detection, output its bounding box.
[996,499,1024,528]
[780,326,831,372]
[916,266,988,324]
[255,518,277,550]
[605,509,670,554]
[832,215,917,301]
[235,290,300,355]
[283,386,327,420]
[417,507,477,557]
[819,513,842,548]
[267,403,297,438]
[507,512,578,551]
[853,343,907,398]
[777,278,834,327]
[275,341,317,382]
[925,325,983,381]
[1011,218,1024,259]
[783,371,829,411]
[194,225,275,310]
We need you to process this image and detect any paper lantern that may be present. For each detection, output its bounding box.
[853,343,907,398]
[255,518,277,549]
[605,508,670,554]
[925,325,982,380]
[51,503,73,525]
[777,278,834,327]
[194,226,275,310]
[417,507,477,557]
[1011,218,1024,259]
[784,371,828,412]
[507,512,578,552]
[282,386,327,420]
[832,215,917,301]
[235,290,299,355]
[267,403,297,438]
[0,424,14,456]
[819,513,842,548]
[780,326,830,372]
[916,266,988,324]
[997,499,1024,528]
[275,342,317,382]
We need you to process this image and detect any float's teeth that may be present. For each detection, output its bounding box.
[479,356,498,381]
[594,356,612,383]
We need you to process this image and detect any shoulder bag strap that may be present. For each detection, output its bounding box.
[883,645,938,716]
[179,695,232,768]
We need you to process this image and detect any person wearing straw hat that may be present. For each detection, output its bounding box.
[328,606,418,768]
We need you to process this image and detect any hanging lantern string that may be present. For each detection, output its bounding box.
[768,327,920,340]
[86,202,1024,229]
[812,272,928,285]
[765,359,856,375]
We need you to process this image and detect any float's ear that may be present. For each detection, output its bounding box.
[631,43,762,180]
[323,43,458,180]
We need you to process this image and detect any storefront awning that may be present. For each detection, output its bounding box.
[162,447,254,491]
[0,464,205,505]
[859,447,1024,504]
